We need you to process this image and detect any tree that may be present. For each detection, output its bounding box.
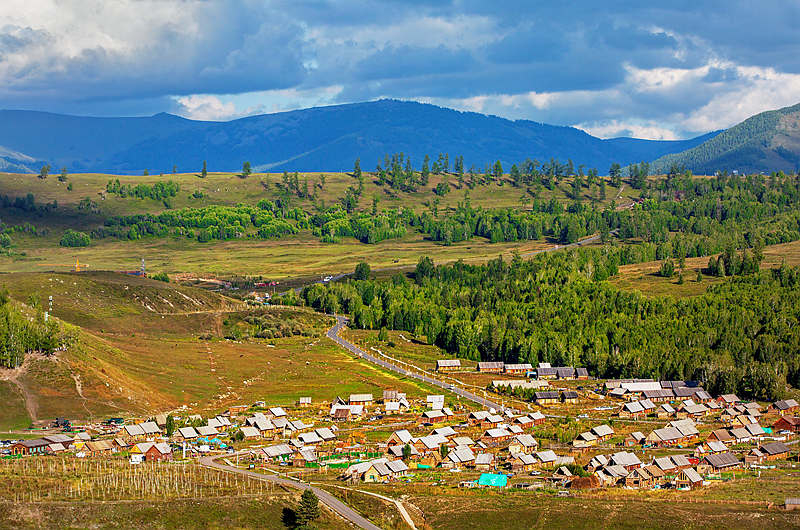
[609,163,622,187]
[58,167,68,182]
[172,165,177,175]
[39,164,50,179]
[378,327,389,341]
[201,160,207,178]
[165,414,176,436]
[296,489,321,528]
[60,230,90,248]
[143,169,149,176]
[402,443,412,460]
[421,154,430,186]
[353,158,362,180]
[658,259,675,278]
[354,262,371,281]
[439,444,449,459]
[242,161,252,177]
[415,256,435,284]
[492,160,503,181]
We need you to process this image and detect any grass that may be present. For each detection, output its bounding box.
[611,239,800,298]
[0,381,31,430]
[0,170,628,279]
[0,271,443,429]
[409,491,800,529]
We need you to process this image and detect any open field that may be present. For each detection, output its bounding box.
[611,239,800,298]
[408,491,800,530]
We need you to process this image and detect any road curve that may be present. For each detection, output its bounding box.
[200,454,381,530]
[327,316,503,411]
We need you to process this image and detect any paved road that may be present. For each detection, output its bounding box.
[327,316,503,411]
[200,454,381,530]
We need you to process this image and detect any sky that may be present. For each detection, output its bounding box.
[1,1,799,140]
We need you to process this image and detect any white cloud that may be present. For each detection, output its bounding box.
[576,120,680,141]
[174,95,243,121]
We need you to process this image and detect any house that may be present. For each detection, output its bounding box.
[504,363,533,375]
[261,444,294,463]
[508,434,538,454]
[573,432,597,448]
[445,447,475,468]
[298,432,323,446]
[591,424,614,441]
[702,452,740,472]
[436,360,461,372]
[356,459,409,483]
[349,394,374,406]
[529,411,546,425]
[657,403,676,418]
[481,428,513,446]
[293,449,317,467]
[421,409,447,423]
[576,367,589,380]
[610,451,642,471]
[537,367,557,379]
[718,394,741,405]
[707,429,734,443]
[240,426,261,439]
[452,436,475,448]
[11,438,49,456]
[477,362,504,373]
[468,411,491,425]
[297,396,312,407]
[415,434,449,454]
[675,468,703,489]
[774,415,800,433]
[315,427,336,442]
[387,429,414,447]
[85,439,116,456]
[46,443,67,454]
[480,414,504,429]
[624,432,645,447]
[561,391,578,404]
[620,401,645,418]
[534,391,559,405]
[123,424,146,440]
[533,450,558,466]
[509,452,537,472]
[625,467,653,489]
[176,426,199,441]
[474,453,495,471]
[554,367,575,380]
[197,426,218,437]
[759,441,791,461]
[773,399,800,415]
[143,442,172,462]
[549,466,573,486]
[388,444,419,459]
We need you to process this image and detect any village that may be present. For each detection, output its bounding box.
[4,359,799,515]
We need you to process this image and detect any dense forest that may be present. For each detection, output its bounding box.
[302,251,800,401]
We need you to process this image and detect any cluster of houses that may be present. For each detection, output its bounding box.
[436,360,589,380]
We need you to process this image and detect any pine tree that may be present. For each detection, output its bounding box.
[353,158,361,180]
[201,160,207,178]
[296,489,320,527]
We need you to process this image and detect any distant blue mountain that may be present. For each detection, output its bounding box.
[0,100,717,174]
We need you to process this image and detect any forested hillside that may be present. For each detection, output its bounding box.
[650,102,800,174]
[303,171,800,400]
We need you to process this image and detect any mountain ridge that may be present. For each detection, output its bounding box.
[0,99,717,174]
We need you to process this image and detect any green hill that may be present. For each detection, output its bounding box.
[650,102,800,174]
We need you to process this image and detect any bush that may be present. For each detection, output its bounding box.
[0,234,11,248]
[152,272,170,283]
[59,229,90,247]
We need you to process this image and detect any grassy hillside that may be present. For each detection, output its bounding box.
[0,170,631,278]
[0,271,439,429]
[650,102,800,173]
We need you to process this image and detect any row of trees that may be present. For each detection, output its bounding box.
[0,292,66,369]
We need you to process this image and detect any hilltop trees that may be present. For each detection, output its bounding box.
[242,161,252,177]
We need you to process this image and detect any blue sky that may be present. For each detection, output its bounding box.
[1,0,799,139]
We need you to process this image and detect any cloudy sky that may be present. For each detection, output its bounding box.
[1,0,799,139]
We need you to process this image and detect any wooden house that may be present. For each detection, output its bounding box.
[675,468,703,489]
[774,415,800,433]
[436,360,461,372]
[477,362,504,373]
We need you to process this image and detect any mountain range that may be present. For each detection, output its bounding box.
[0,100,718,175]
[650,103,800,174]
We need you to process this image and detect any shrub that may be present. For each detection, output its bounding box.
[59,230,90,247]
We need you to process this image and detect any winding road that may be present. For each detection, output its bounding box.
[327,316,503,411]
[200,454,381,530]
